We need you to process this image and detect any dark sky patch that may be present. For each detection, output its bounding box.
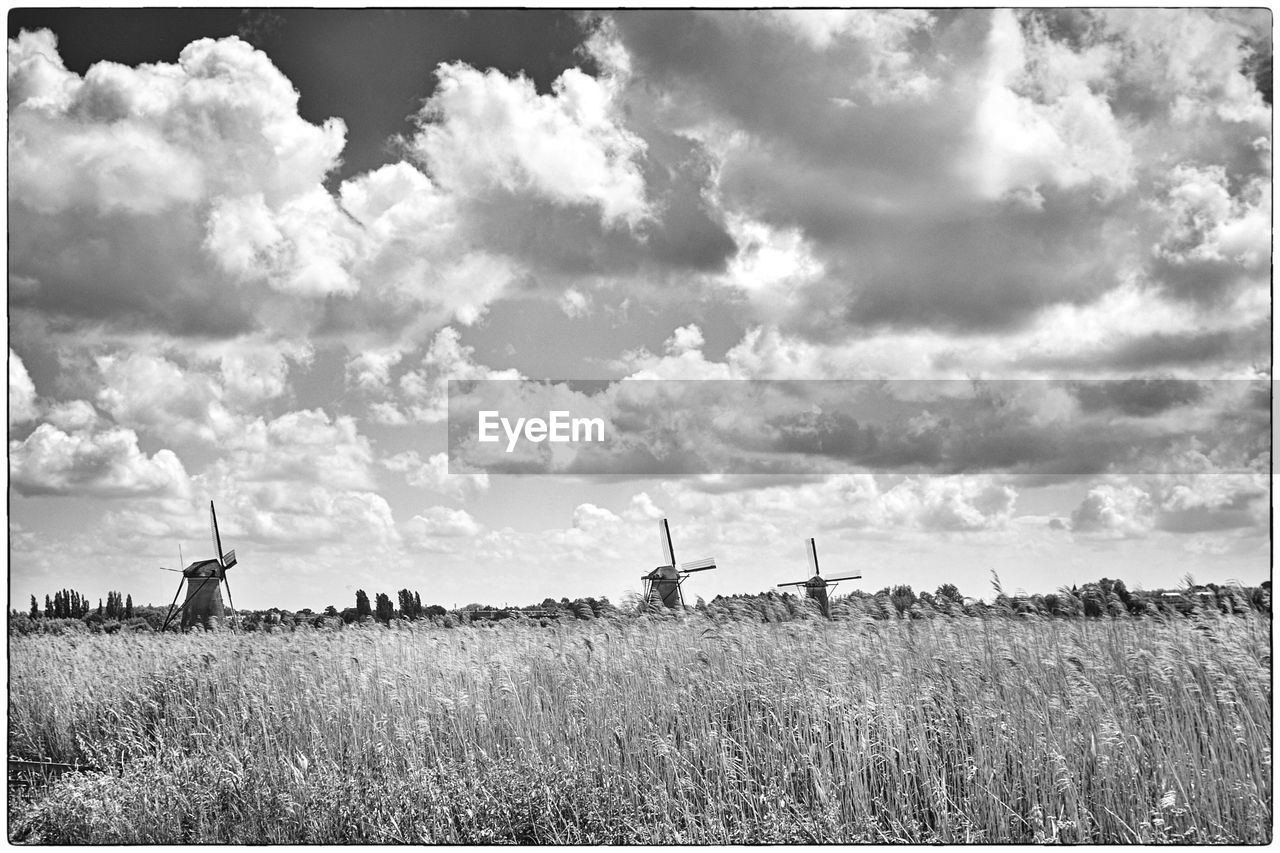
[1070,380,1207,417]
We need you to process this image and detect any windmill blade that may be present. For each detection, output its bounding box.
[221,549,237,570]
[823,573,862,582]
[776,580,808,587]
[658,518,675,568]
[222,571,237,619]
[159,576,187,632]
[210,501,225,566]
[679,556,715,572]
[805,537,819,576]
[158,566,183,573]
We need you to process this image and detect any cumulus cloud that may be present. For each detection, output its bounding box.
[10,422,190,498]
[383,450,490,502]
[11,32,635,360]
[9,32,350,337]
[225,409,376,491]
[408,506,482,540]
[95,351,236,444]
[604,8,1269,350]
[1070,483,1156,537]
[44,400,101,432]
[9,351,40,427]
[559,287,591,318]
[658,472,1017,535]
[390,327,522,424]
[1149,164,1270,303]
[409,63,649,227]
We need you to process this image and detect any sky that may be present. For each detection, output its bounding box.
[7,9,1272,613]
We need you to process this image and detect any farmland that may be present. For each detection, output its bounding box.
[8,612,1271,843]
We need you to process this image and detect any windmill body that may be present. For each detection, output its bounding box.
[644,564,684,609]
[178,559,227,629]
[641,518,716,609]
[777,538,860,618]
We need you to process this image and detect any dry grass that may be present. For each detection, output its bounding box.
[8,612,1271,843]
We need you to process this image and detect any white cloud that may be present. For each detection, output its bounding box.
[227,409,376,491]
[617,324,737,379]
[887,478,1018,532]
[9,351,40,427]
[965,10,1134,201]
[661,473,1017,534]
[395,327,522,423]
[203,189,360,297]
[409,62,649,227]
[409,506,482,539]
[1070,483,1154,537]
[760,9,937,101]
[95,351,235,444]
[10,423,190,498]
[44,399,100,432]
[216,342,307,407]
[9,34,532,354]
[572,502,622,531]
[559,287,591,318]
[718,215,824,317]
[10,34,345,217]
[383,450,490,502]
[1150,164,1270,301]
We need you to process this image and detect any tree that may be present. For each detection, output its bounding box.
[375,593,394,624]
[125,594,133,619]
[413,591,422,617]
[935,583,961,603]
[397,589,414,619]
[44,594,52,619]
[355,589,371,619]
[29,595,39,619]
[97,598,104,617]
[890,585,917,617]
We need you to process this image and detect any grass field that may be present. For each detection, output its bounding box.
[8,612,1271,843]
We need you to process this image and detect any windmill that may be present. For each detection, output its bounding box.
[641,518,716,609]
[776,538,860,618]
[159,501,238,631]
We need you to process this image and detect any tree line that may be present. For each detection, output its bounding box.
[27,589,133,620]
[9,576,1269,636]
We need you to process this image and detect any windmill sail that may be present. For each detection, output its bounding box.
[679,556,716,572]
[211,501,224,566]
[658,518,676,567]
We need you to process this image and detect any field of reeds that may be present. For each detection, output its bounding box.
[8,611,1271,843]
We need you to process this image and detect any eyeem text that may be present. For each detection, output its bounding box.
[478,410,606,452]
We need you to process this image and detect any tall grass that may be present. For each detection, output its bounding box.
[8,612,1271,843]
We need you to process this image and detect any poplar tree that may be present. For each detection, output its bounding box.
[375,593,394,624]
